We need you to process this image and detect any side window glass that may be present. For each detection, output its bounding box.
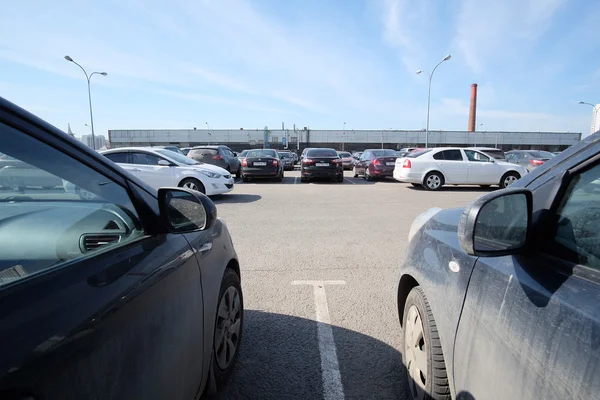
[433,152,444,160]
[444,150,463,161]
[104,152,129,164]
[465,150,489,162]
[132,152,160,165]
[0,123,144,287]
[551,162,600,270]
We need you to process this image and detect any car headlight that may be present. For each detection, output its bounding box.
[198,170,222,179]
[408,207,442,243]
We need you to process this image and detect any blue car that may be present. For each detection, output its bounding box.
[398,132,600,400]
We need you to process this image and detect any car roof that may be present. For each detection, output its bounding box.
[468,147,502,151]
[102,147,165,153]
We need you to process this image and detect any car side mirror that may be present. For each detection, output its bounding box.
[158,160,171,166]
[458,188,532,256]
[158,188,217,233]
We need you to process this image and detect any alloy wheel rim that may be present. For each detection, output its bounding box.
[426,175,440,189]
[215,286,242,370]
[504,175,517,187]
[405,305,427,400]
[184,181,198,191]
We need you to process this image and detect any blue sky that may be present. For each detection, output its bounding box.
[1,0,599,138]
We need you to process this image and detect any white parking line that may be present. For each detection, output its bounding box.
[294,177,298,185]
[292,280,346,400]
[344,178,356,185]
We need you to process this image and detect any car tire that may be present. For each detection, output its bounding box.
[410,183,422,188]
[235,168,241,179]
[178,178,206,194]
[500,172,520,188]
[301,177,308,183]
[242,176,249,182]
[337,174,344,183]
[365,168,373,181]
[213,268,244,388]
[277,171,283,182]
[353,167,358,178]
[423,172,444,191]
[401,286,451,400]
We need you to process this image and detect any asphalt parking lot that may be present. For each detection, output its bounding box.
[213,169,488,400]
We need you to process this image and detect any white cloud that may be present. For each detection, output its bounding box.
[454,0,565,73]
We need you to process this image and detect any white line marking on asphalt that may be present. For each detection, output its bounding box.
[344,178,356,184]
[294,177,298,185]
[292,280,346,400]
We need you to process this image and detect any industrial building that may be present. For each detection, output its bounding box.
[108,128,580,153]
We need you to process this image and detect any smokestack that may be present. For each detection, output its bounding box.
[468,83,478,132]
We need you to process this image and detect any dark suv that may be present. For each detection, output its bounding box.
[397,132,600,400]
[188,145,241,178]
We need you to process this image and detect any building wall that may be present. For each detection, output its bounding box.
[108,129,581,152]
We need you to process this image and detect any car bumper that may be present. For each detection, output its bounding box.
[302,169,341,178]
[393,169,422,183]
[369,166,394,177]
[242,167,280,178]
[206,178,235,195]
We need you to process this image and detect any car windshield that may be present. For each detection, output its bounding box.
[371,150,398,157]
[246,150,277,158]
[155,149,199,165]
[239,150,249,157]
[407,149,432,158]
[306,149,338,157]
[527,150,555,158]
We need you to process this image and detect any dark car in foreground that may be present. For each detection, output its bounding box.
[300,148,343,183]
[241,149,284,182]
[397,132,600,400]
[188,145,241,178]
[353,149,399,180]
[0,96,243,399]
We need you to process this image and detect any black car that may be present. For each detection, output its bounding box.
[0,96,243,399]
[300,148,343,183]
[397,132,600,399]
[277,151,295,171]
[241,149,284,182]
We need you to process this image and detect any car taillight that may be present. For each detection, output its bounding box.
[242,158,248,167]
[372,159,382,166]
[402,159,412,168]
[273,159,279,167]
[530,159,544,165]
[303,158,314,164]
[213,155,223,160]
[331,158,341,164]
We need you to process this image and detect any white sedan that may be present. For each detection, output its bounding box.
[393,147,528,191]
[100,147,234,195]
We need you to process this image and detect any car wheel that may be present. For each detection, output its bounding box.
[423,172,443,191]
[500,172,520,188]
[213,268,244,387]
[365,168,373,181]
[277,170,283,182]
[353,167,359,178]
[300,177,308,183]
[235,168,241,179]
[337,174,344,183]
[401,287,450,400]
[410,183,422,188]
[242,176,249,182]
[179,178,206,194]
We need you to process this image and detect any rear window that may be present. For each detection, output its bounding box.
[338,152,352,157]
[104,152,129,163]
[239,150,249,157]
[527,150,554,159]
[407,149,432,158]
[188,148,218,156]
[371,150,398,157]
[480,150,505,159]
[247,149,277,158]
[306,149,338,157]
[278,152,291,158]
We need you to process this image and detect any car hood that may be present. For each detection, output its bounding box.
[180,163,229,175]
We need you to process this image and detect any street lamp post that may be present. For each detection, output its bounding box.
[64,56,106,150]
[342,122,346,151]
[579,101,599,134]
[205,122,212,145]
[416,55,451,148]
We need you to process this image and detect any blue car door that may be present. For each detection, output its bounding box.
[453,156,600,400]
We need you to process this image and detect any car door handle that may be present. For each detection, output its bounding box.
[198,242,212,253]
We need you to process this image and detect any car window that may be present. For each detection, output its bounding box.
[155,149,198,165]
[464,150,490,162]
[223,149,234,156]
[338,152,351,158]
[481,150,505,160]
[306,149,338,157]
[131,152,163,165]
[104,152,129,163]
[246,150,277,158]
[550,162,600,270]
[188,148,218,157]
[433,150,463,161]
[239,150,249,157]
[371,150,397,157]
[0,122,144,287]
[359,152,369,160]
[407,149,432,158]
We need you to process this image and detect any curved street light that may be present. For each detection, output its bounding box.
[579,101,600,135]
[65,55,106,150]
[416,54,451,148]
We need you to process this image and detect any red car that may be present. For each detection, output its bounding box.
[353,149,399,180]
